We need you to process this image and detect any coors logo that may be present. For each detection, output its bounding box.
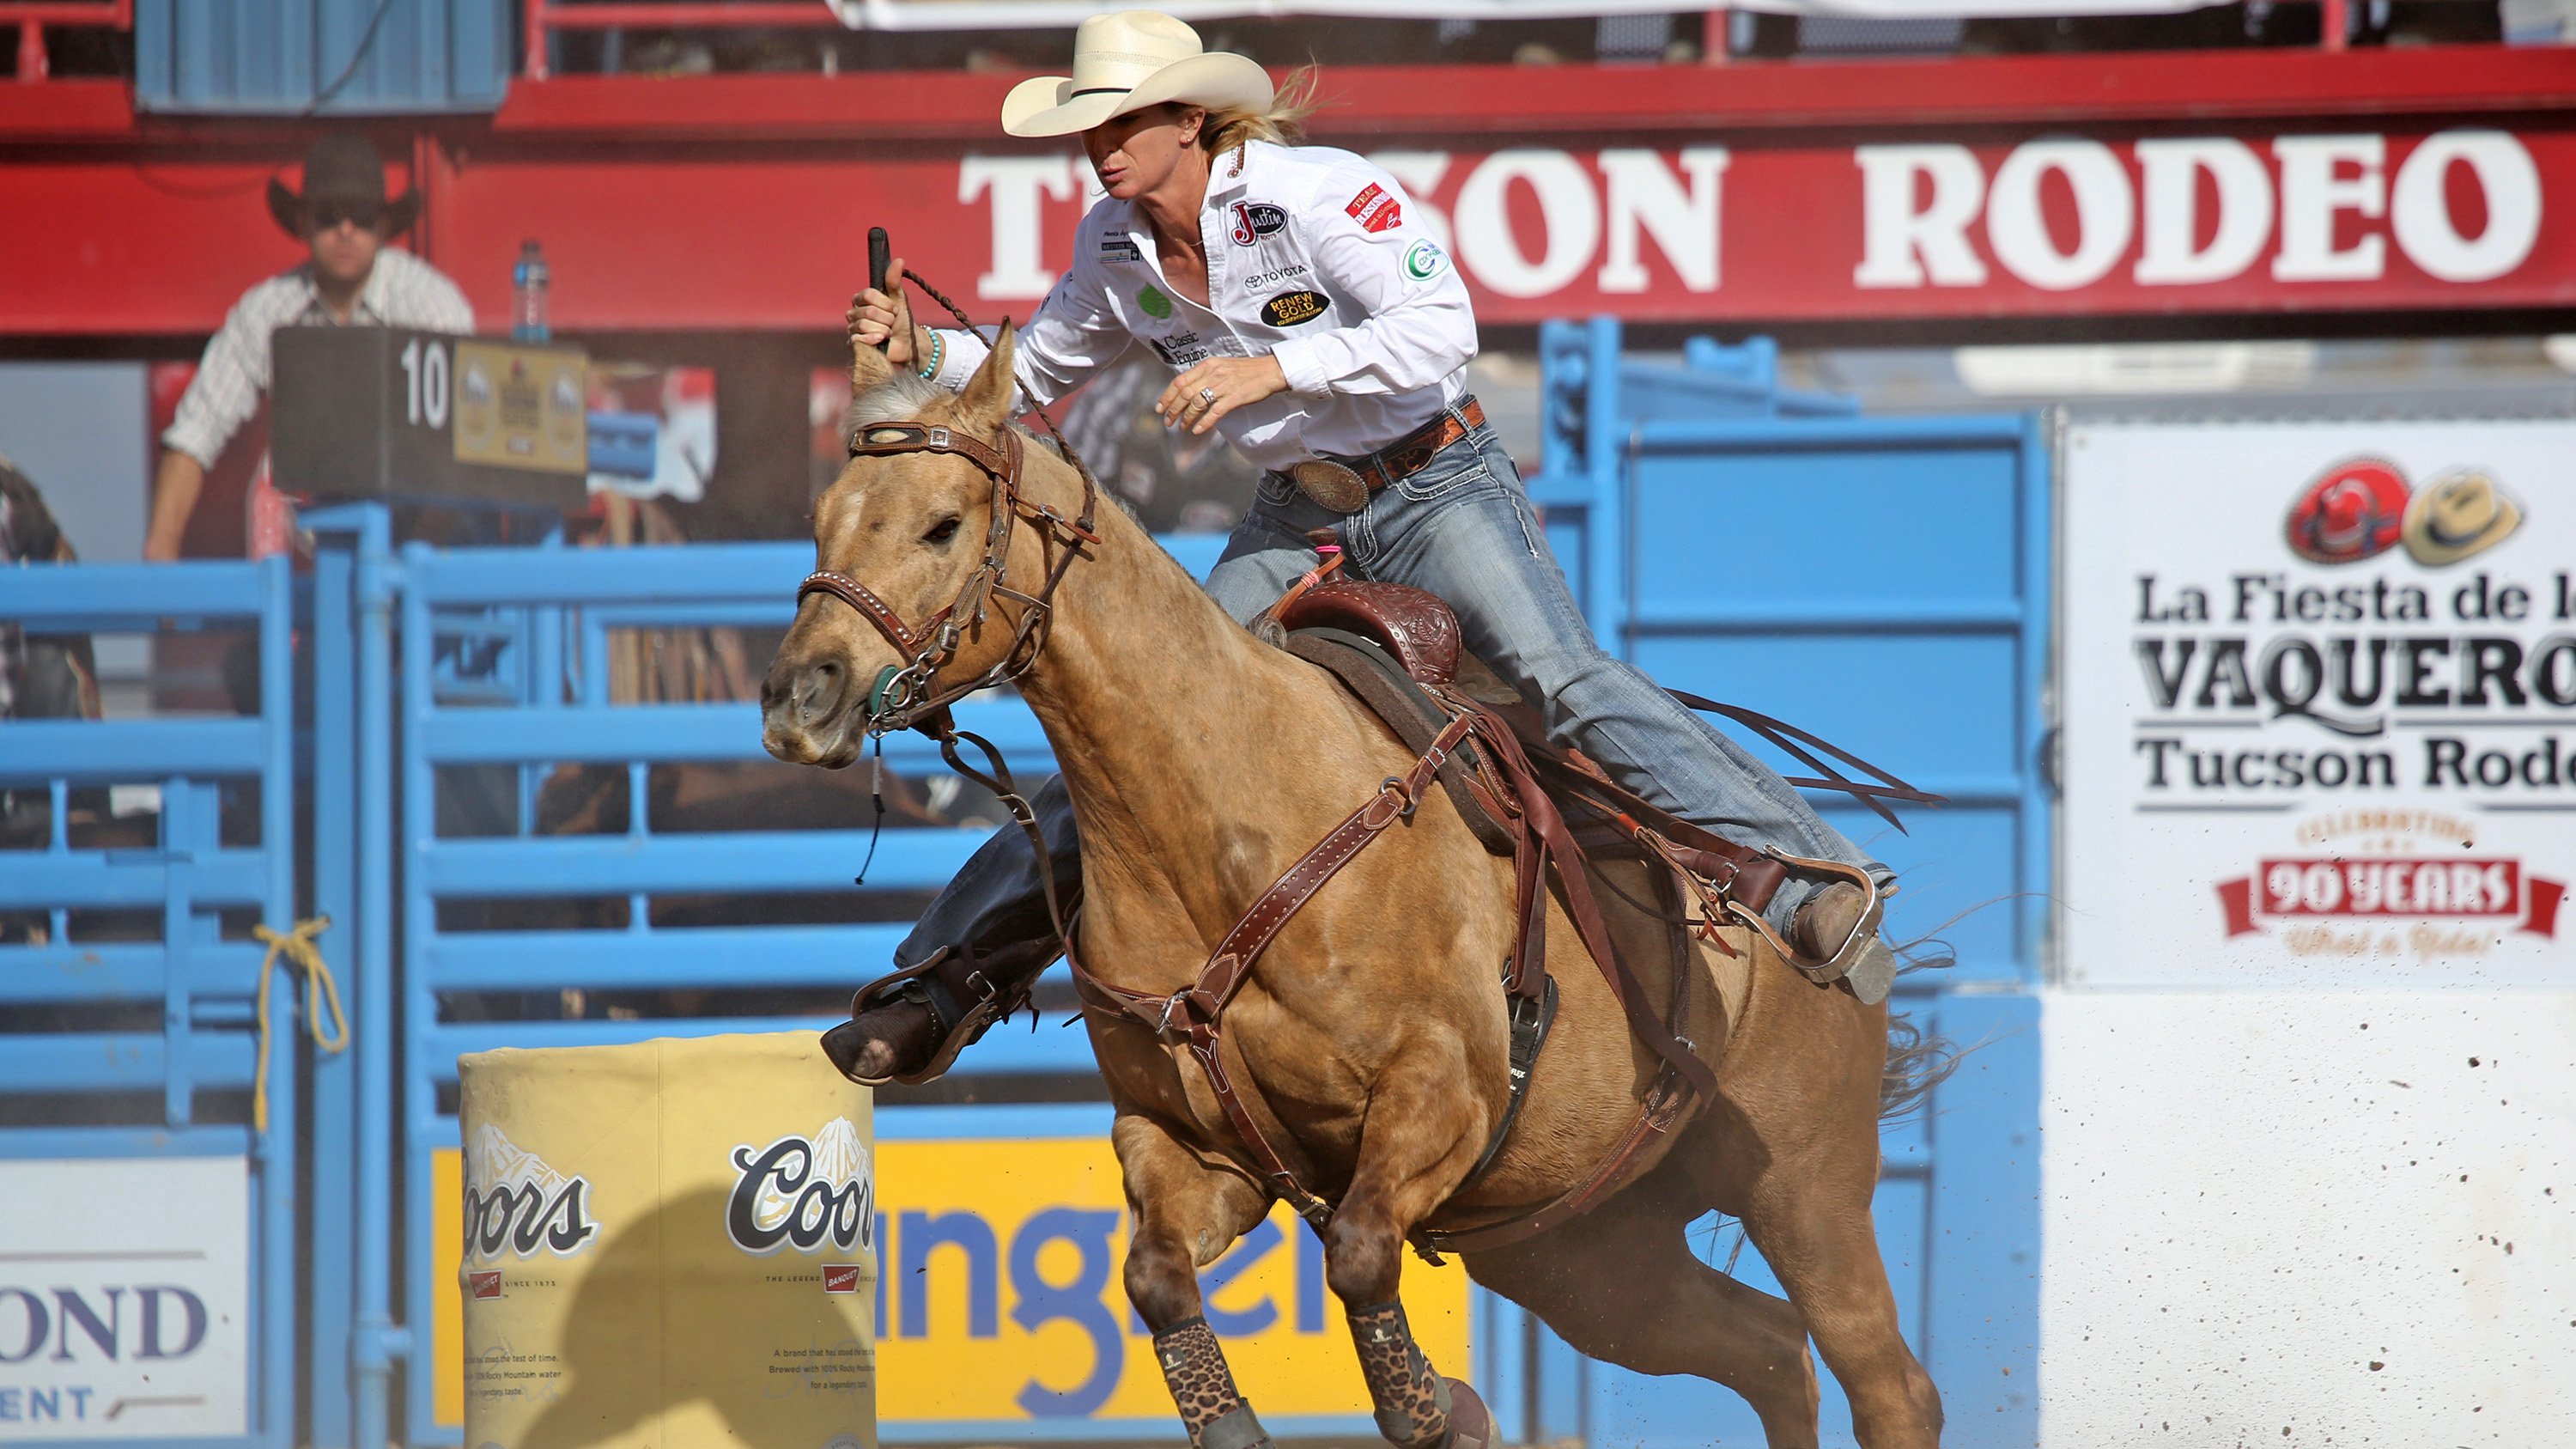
[463,1124,600,1261]
[725,1117,874,1257]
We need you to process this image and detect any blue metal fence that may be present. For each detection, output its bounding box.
[1528,317,2047,1448]
[6,317,2044,1449]
[0,558,301,1449]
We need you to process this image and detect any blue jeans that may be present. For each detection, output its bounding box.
[1206,417,1890,934]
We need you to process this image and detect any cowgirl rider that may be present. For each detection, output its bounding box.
[834,9,1898,1087]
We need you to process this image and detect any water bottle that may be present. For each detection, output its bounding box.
[513,240,550,342]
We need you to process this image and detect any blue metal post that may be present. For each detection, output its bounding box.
[400,541,441,1444]
[307,523,361,1446]
[1581,314,1628,654]
[257,554,299,1448]
[347,507,411,1449]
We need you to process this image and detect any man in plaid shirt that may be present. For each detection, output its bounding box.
[147,132,473,560]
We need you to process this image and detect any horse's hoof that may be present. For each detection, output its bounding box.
[1438,1379,1493,1449]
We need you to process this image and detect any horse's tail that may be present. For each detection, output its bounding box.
[1878,938,1964,1123]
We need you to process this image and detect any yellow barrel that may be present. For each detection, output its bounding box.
[457,1032,877,1449]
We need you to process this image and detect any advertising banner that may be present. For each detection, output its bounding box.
[2061,419,2576,988]
[404,121,2576,332]
[0,1158,248,1441]
[433,1111,1468,1440]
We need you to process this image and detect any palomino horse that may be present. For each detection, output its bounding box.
[762,330,1946,1449]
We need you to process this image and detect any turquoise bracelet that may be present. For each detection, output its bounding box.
[916,330,945,382]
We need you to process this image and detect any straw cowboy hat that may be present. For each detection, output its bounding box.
[266,132,421,240]
[2401,468,2523,566]
[1001,10,1273,138]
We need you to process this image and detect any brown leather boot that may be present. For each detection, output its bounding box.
[820,996,939,1084]
[1789,880,1899,1004]
[1791,881,1868,968]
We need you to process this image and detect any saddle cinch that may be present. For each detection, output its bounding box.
[1066,568,1940,1257]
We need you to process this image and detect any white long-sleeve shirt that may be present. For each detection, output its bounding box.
[928,141,1476,472]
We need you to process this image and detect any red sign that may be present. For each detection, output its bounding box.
[2257,858,2521,917]
[425,122,2576,332]
[468,1270,503,1300]
[821,1263,863,1294]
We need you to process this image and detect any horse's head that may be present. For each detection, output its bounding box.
[762,323,1049,767]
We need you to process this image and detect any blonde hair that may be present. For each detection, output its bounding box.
[1199,65,1321,155]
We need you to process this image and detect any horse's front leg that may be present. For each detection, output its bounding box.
[1115,1110,1278,1449]
[1327,1055,1493,1449]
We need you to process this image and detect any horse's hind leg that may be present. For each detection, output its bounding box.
[1735,1166,1941,1449]
[1116,1111,1281,1449]
[1463,1176,1824,1448]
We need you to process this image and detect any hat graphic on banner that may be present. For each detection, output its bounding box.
[2283,457,2409,565]
[2400,469,2523,566]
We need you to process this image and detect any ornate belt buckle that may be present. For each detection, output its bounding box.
[1289,460,1370,514]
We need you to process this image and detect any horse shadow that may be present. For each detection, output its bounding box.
[508,1184,873,1449]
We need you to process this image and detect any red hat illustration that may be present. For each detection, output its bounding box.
[2285,458,2408,565]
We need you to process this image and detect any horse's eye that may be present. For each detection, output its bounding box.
[923,516,962,544]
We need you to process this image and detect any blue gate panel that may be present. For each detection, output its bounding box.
[0,557,301,1449]
[1628,426,2026,616]
[1534,318,2046,1449]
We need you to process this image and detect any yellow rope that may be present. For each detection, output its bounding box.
[252,916,349,1133]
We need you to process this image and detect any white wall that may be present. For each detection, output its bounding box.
[2042,991,2576,1446]
[0,362,149,564]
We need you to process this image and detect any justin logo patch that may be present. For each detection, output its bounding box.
[1346,183,1401,234]
[1230,201,1287,245]
[1260,289,1331,327]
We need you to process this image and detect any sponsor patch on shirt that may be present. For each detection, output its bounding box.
[1260,289,1332,327]
[1229,201,1288,246]
[1100,235,1144,263]
[1137,284,1173,320]
[1346,183,1401,234]
[1404,239,1449,281]
[1243,262,1310,289]
[1149,332,1210,368]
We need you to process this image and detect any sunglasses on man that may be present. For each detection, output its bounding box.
[308,199,386,233]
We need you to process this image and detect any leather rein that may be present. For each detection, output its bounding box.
[797,268,1103,959]
[801,420,1101,734]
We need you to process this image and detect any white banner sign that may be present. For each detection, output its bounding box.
[2062,419,2576,988]
[0,1158,248,1440]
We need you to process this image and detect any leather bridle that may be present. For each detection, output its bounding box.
[799,417,1100,737]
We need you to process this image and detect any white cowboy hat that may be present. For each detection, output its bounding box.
[1001,10,1273,139]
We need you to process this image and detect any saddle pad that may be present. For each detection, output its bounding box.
[1285,628,1518,855]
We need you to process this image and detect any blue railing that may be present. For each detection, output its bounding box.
[0,557,301,1449]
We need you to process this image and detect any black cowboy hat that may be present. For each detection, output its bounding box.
[266,132,421,240]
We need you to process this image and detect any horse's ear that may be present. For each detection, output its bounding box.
[957,320,1018,432]
[850,332,897,393]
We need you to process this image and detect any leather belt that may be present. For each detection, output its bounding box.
[1282,399,1486,514]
